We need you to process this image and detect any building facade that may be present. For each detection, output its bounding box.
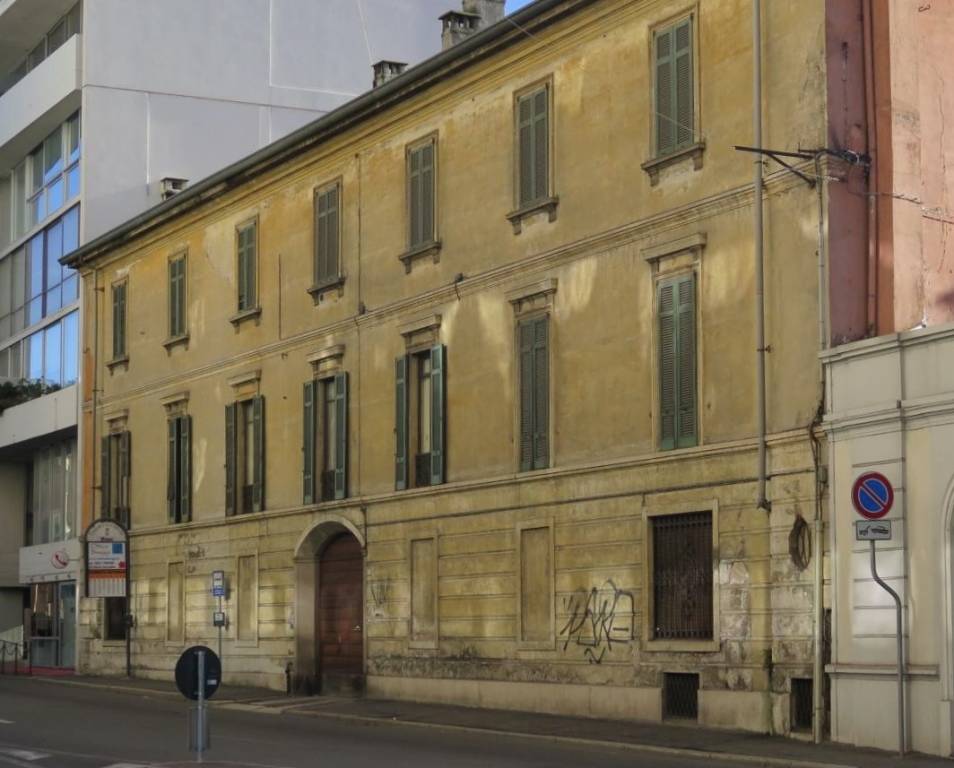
[823,0,954,756]
[63,0,859,737]
[0,0,450,670]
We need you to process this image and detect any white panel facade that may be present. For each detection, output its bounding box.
[824,324,954,756]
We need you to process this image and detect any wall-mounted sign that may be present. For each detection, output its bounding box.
[855,519,892,541]
[84,518,129,598]
[19,540,82,583]
[211,570,225,598]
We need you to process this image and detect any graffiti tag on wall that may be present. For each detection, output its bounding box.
[559,580,634,664]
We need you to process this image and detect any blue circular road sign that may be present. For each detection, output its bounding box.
[851,471,894,520]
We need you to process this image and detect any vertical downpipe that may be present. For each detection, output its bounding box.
[813,154,828,745]
[753,0,768,513]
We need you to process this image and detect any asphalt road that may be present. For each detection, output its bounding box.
[0,677,747,768]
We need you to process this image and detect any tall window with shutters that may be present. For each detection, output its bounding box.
[407,139,437,250]
[236,219,258,312]
[168,253,187,339]
[111,281,127,360]
[516,85,550,207]
[654,17,695,157]
[225,396,264,515]
[167,415,191,524]
[313,182,341,287]
[518,315,549,471]
[395,346,446,490]
[303,373,348,504]
[657,273,697,450]
[101,430,131,528]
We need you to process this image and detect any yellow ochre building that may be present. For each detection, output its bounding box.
[63,0,859,738]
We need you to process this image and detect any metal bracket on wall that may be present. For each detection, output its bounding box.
[734,145,818,188]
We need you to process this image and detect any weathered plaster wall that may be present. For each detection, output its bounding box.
[75,0,829,735]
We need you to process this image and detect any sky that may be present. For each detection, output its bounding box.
[505,0,533,12]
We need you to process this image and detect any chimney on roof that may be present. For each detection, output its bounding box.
[373,60,407,88]
[440,0,505,50]
[462,0,505,26]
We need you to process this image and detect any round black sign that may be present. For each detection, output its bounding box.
[175,645,221,701]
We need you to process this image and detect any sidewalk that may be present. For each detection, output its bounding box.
[36,674,952,768]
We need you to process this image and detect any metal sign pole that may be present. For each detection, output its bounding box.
[869,540,905,757]
[125,537,132,678]
[196,649,206,763]
[217,595,223,661]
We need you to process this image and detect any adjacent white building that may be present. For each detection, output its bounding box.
[0,0,449,670]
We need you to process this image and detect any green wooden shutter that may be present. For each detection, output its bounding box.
[167,419,178,523]
[334,372,348,500]
[101,435,111,518]
[238,224,256,310]
[169,257,185,337]
[409,148,422,248]
[674,19,693,149]
[429,345,445,486]
[168,260,177,338]
[180,415,192,522]
[421,143,435,246]
[118,430,130,528]
[302,380,316,505]
[532,317,549,469]
[113,283,126,358]
[532,88,549,203]
[675,274,697,447]
[395,356,409,490]
[237,229,247,310]
[518,321,535,471]
[315,186,340,283]
[252,395,264,512]
[655,27,675,156]
[658,280,677,450]
[518,94,534,206]
[225,403,236,516]
[315,190,326,283]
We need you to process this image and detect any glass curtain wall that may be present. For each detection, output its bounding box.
[30,439,77,546]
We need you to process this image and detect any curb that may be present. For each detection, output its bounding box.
[287,708,858,768]
[28,677,858,768]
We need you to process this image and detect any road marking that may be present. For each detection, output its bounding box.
[101,764,148,768]
[0,752,48,761]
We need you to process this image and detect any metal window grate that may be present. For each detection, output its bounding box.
[663,673,699,720]
[791,678,813,731]
[241,485,254,514]
[652,511,713,639]
[414,453,431,488]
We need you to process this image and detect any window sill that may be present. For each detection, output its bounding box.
[229,306,261,329]
[307,276,346,304]
[643,638,719,653]
[506,196,559,234]
[641,141,706,186]
[106,355,129,373]
[162,334,189,352]
[398,240,442,274]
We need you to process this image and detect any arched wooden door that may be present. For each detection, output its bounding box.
[318,533,364,693]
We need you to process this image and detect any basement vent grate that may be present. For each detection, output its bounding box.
[663,673,699,720]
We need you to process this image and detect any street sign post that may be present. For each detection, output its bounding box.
[851,471,904,756]
[83,518,131,677]
[211,571,226,659]
[175,645,221,761]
